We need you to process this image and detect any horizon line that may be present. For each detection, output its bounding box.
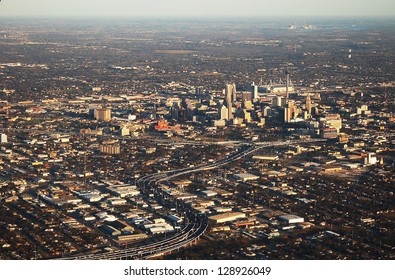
[1,14,395,20]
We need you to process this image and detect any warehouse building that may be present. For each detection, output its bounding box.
[209,212,246,224]
[233,173,260,182]
[278,214,304,224]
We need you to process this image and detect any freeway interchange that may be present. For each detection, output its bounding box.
[61,139,326,260]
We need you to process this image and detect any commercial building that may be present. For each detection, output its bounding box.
[167,214,183,224]
[106,185,140,198]
[94,108,111,121]
[224,83,235,120]
[321,127,338,139]
[251,82,259,100]
[278,214,304,224]
[253,155,279,161]
[100,144,121,155]
[0,133,7,144]
[325,114,342,133]
[233,173,260,182]
[209,212,246,224]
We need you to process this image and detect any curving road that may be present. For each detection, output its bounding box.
[60,138,326,260]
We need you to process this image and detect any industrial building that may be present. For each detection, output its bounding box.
[278,214,304,224]
[106,185,140,198]
[167,214,183,224]
[209,212,246,224]
[233,173,260,182]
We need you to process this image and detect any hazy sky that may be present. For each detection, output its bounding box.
[0,0,394,17]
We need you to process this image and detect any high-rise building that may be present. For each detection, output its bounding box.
[273,96,286,107]
[263,106,271,117]
[365,153,377,165]
[306,94,312,114]
[225,83,237,102]
[195,86,204,96]
[218,105,228,120]
[242,91,253,102]
[171,104,179,120]
[95,108,111,121]
[251,82,259,100]
[232,83,237,102]
[287,100,295,120]
[241,109,251,123]
[325,114,342,133]
[279,107,292,123]
[224,84,234,120]
[285,66,290,101]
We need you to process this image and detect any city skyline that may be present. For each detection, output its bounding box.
[1,0,395,18]
[0,2,394,265]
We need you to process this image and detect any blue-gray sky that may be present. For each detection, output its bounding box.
[0,0,394,17]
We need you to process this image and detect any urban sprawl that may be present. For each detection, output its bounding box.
[0,18,394,260]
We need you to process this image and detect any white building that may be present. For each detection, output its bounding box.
[106,185,140,198]
[278,214,304,224]
[365,153,377,165]
[233,173,260,182]
[0,133,7,144]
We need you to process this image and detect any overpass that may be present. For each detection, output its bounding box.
[59,138,326,260]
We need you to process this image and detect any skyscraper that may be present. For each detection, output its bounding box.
[285,66,290,102]
[224,84,235,120]
[251,82,259,100]
[288,100,295,120]
[225,83,237,102]
[195,86,204,96]
[306,94,312,114]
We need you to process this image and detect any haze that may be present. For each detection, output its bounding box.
[1,0,395,17]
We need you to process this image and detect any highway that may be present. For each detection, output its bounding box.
[59,138,326,260]
[63,217,208,260]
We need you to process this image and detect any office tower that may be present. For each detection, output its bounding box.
[279,107,292,123]
[195,86,204,96]
[242,91,253,102]
[171,103,179,120]
[225,83,237,102]
[285,66,290,102]
[263,106,271,117]
[288,100,295,120]
[306,94,312,114]
[219,105,228,120]
[224,84,234,120]
[251,82,259,100]
[94,108,111,121]
[273,96,286,107]
[232,83,237,102]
